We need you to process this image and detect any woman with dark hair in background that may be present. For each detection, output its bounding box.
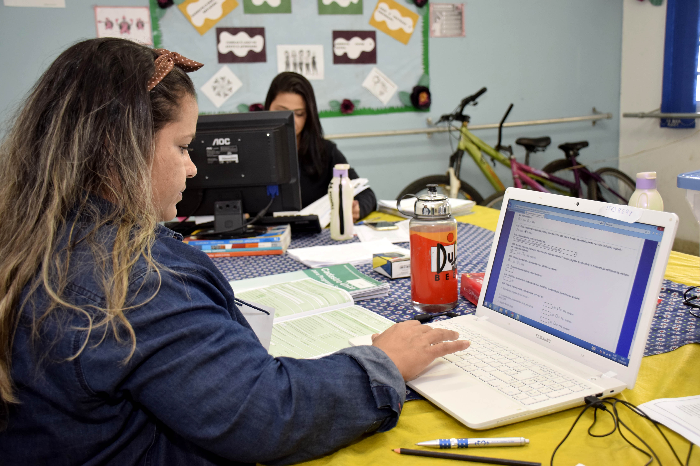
[0,38,468,465]
[265,72,377,222]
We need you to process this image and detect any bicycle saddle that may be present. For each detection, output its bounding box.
[515,137,551,152]
[558,141,589,153]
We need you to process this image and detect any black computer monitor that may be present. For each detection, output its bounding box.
[178,110,301,233]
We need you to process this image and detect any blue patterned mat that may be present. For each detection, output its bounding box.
[213,222,700,400]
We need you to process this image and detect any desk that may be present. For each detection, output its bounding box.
[224,206,700,465]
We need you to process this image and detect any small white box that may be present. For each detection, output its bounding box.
[373,252,410,279]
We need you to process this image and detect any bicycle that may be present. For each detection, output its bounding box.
[397,88,636,209]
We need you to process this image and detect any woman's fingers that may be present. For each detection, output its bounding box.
[422,328,461,345]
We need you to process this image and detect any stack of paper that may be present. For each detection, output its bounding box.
[275,178,370,228]
[236,279,394,358]
[378,197,475,218]
[230,263,390,301]
[287,239,410,268]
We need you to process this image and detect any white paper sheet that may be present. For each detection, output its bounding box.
[355,219,410,243]
[237,301,276,349]
[287,239,409,268]
[639,395,700,446]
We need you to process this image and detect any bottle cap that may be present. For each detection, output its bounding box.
[333,164,349,177]
[636,171,657,190]
[414,184,451,218]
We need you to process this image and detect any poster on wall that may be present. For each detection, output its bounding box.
[318,0,362,15]
[94,7,152,45]
[242,0,291,14]
[150,1,428,116]
[217,28,267,63]
[178,0,239,35]
[276,45,324,80]
[369,0,419,45]
[429,3,464,38]
[362,67,397,105]
[200,66,243,108]
[333,31,376,64]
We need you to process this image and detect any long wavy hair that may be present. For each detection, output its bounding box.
[264,72,327,179]
[0,38,196,409]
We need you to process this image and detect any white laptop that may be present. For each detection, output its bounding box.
[351,188,678,429]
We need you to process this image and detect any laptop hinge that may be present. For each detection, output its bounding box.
[477,315,489,321]
[601,371,617,379]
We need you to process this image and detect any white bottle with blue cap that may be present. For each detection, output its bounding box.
[629,171,664,211]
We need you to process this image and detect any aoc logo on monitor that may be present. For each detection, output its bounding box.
[212,138,231,145]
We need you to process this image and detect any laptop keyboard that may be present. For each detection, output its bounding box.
[433,320,593,405]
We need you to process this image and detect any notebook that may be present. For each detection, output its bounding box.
[351,188,678,429]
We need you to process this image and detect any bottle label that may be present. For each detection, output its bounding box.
[410,229,458,305]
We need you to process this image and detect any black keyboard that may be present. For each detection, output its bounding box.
[254,215,322,234]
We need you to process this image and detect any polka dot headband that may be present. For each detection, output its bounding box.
[147,49,203,91]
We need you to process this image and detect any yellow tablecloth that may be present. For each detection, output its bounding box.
[301,206,700,465]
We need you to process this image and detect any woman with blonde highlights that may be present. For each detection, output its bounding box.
[0,38,468,465]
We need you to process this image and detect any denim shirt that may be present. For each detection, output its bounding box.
[0,224,405,465]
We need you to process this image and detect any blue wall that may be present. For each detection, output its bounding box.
[0,0,622,202]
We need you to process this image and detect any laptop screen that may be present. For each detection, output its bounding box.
[482,200,664,367]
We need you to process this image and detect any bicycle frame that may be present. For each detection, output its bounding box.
[454,122,627,202]
[455,122,571,194]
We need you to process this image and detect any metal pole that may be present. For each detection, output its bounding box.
[325,113,612,140]
[623,112,700,119]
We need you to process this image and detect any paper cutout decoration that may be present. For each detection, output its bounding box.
[95,7,152,44]
[333,31,376,64]
[318,0,362,15]
[369,0,419,45]
[200,66,243,108]
[362,67,397,105]
[217,28,267,63]
[429,3,465,38]
[277,45,324,80]
[178,0,239,36]
[243,0,291,13]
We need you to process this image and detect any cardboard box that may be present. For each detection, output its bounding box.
[373,252,410,279]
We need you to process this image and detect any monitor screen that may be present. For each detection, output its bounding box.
[178,110,301,218]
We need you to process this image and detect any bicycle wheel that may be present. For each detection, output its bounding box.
[480,191,506,210]
[397,175,484,204]
[541,159,593,199]
[589,167,636,204]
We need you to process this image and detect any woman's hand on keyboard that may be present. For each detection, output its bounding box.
[371,320,470,381]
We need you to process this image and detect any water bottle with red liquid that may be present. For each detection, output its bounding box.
[398,184,458,313]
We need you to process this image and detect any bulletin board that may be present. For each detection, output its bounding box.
[149,0,429,118]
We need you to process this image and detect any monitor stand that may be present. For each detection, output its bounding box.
[214,200,244,234]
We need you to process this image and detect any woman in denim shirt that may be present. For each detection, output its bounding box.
[0,38,468,465]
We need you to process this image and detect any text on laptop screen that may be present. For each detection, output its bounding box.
[483,200,664,366]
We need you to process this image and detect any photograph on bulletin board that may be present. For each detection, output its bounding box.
[148,0,429,118]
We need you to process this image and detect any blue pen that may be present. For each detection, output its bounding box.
[416,437,529,448]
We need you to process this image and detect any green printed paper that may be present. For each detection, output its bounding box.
[237,279,352,319]
[301,264,382,293]
[230,263,382,294]
[268,306,393,358]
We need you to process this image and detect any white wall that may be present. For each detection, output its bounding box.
[620,2,700,254]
